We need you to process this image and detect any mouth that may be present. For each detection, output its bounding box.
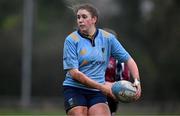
[79,25,86,30]
[79,25,85,27]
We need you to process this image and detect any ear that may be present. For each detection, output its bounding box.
[92,16,97,24]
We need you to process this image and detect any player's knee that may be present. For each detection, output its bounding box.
[88,103,111,116]
[67,106,87,116]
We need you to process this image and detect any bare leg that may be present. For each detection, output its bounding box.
[67,106,88,116]
[88,103,111,116]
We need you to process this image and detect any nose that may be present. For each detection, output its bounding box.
[78,17,83,23]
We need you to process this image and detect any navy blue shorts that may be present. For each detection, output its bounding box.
[63,86,108,113]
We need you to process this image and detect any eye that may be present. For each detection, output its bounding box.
[82,14,87,19]
[77,15,80,19]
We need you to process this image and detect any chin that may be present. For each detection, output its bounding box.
[79,29,87,33]
[79,27,85,31]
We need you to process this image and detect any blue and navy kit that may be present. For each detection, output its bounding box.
[63,29,131,91]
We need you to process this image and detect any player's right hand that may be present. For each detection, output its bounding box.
[101,82,116,100]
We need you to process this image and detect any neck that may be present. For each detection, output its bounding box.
[80,26,96,39]
[78,28,98,40]
[88,27,96,37]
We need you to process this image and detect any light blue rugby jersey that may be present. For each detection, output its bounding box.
[63,29,131,91]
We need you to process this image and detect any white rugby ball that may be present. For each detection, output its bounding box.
[111,80,137,103]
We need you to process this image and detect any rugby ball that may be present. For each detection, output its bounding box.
[111,80,136,103]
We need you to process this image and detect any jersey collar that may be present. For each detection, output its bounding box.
[77,29,99,47]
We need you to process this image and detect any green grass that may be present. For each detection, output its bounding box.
[0,108,66,115]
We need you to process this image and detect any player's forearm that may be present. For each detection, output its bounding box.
[126,58,141,100]
[126,58,140,81]
[68,69,103,90]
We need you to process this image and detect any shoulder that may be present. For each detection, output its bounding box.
[66,31,80,42]
[99,29,115,39]
[98,29,119,45]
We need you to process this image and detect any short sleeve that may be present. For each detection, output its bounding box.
[63,37,79,70]
[110,36,131,62]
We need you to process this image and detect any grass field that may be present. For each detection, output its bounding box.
[0,108,66,115]
[0,107,180,116]
[0,98,180,116]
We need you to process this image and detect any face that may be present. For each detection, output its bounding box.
[76,9,97,34]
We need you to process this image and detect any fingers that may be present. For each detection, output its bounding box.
[110,90,117,100]
[134,86,141,101]
[132,83,141,101]
[102,82,117,100]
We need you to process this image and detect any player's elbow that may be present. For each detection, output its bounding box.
[68,69,86,82]
[68,69,79,78]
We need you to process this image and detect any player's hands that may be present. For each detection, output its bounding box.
[101,82,116,99]
[132,79,141,101]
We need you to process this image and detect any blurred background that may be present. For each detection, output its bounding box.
[0,0,180,115]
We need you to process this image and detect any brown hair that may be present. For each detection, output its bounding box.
[74,3,99,24]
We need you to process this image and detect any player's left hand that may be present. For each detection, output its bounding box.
[132,79,141,101]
